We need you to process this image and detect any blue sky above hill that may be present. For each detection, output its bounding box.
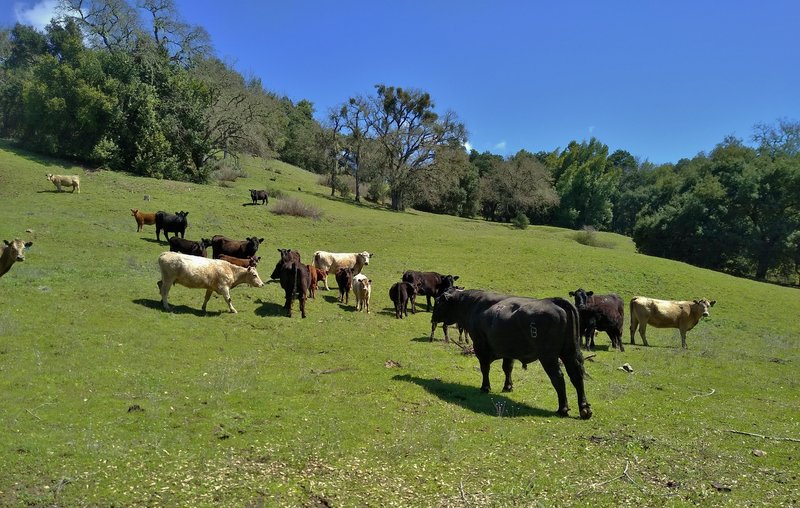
[4,0,799,164]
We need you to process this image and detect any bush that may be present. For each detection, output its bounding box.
[271,197,322,220]
[511,212,529,230]
[210,159,247,183]
[366,181,390,204]
[317,173,355,198]
[573,226,615,249]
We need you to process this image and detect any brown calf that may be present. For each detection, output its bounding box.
[131,209,157,232]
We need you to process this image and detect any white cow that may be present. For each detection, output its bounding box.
[46,173,80,193]
[629,296,716,348]
[313,250,373,290]
[157,251,264,313]
[352,273,372,313]
[1,239,33,278]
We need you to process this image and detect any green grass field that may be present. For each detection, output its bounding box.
[1,141,798,507]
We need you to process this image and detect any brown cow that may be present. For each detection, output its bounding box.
[630,296,716,348]
[211,235,263,259]
[219,254,260,268]
[131,209,157,232]
[1,239,33,278]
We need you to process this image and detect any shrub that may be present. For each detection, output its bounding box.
[573,226,615,249]
[511,212,529,230]
[210,159,247,183]
[271,197,322,220]
[367,181,390,204]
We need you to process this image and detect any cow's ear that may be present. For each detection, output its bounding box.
[568,291,575,296]
[24,242,32,248]
[258,238,264,243]
[453,276,459,281]
[3,240,9,246]
[587,291,593,297]
[693,299,699,304]
[710,300,716,306]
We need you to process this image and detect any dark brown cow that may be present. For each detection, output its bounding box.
[211,235,264,259]
[401,271,459,311]
[335,267,353,304]
[389,281,416,319]
[433,289,591,419]
[569,288,625,351]
[269,249,310,318]
[249,189,268,205]
[169,237,211,257]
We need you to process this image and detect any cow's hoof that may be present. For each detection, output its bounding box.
[480,386,490,393]
[556,407,570,417]
[580,405,593,420]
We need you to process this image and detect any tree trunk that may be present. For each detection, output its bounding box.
[330,157,338,197]
[390,188,404,211]
[355,172,361,202]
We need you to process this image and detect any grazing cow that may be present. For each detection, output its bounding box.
[211,235,264,259]
[335,267,353,304]
[169,237,211,257]
[131,209,157,232]
[46,173,80,193]
[219,254,260,268]
[569,288,625,351]
[402,270,459,311]
[270,249,310,318]
[155,211,189,242]
[313,250,373,290]
[157,251,264,313]
[630,296,716,349]
[249,189,269,205]
[1,239,33,278]
[389,281,416,319]
[433,289,592,419]
[353,273,372,313]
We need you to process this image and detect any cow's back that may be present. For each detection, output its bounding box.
[632,296,689,328]
[159,252,232,288]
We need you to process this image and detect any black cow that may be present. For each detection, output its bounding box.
[211,235,264,259]
[389,281,416,319]
[155,211,188,242]
[249,189,268,205]
[432,289,592,419]
[335,267,353,304]
[401,270,459,311]
[270,249,310,318]
[569,288,625,351]
[168,237,211,257]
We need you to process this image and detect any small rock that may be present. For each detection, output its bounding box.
[25,229,33,233]
[711,481,731,492]
[384,360,401,368]
[618,363,634,373]
[752,449,767,457]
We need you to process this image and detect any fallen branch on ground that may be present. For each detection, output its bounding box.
[577,461,643,496]
[725,430,800,443]
[686,388,715,401]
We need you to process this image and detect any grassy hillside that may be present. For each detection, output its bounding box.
[1,141,798,507]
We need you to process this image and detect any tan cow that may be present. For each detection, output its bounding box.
[46,173,80,193]
[629,297,716,348]
[352,273,372,313]
[131,209,157,232]
[313,250,373,290]
[1,239,33,278]
[157,251,264,314]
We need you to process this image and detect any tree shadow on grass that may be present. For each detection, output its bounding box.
[391,374,556,418]
[132,298,221,317]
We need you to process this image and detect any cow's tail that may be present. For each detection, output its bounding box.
[550,297,587,379]
[292,263,299,297]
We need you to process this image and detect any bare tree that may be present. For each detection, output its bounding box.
[61,0,141,51]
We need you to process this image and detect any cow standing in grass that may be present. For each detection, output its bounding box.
[313,250,372,290]
[211,236,263,259]
[155,211,189,242]
[249,189,268,205]
[46,173,80,193]
[1,239,32,278]
[389,281,416,319]
[157,251,264,314]
[402,271,459,312]
[433,289,592,419]
[131,209,156,232]
[353,273,372,313]
[270,249,310,318]
[569,288,625,351]
[630,296,716,348]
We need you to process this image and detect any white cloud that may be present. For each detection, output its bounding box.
[463,141,473,152]
[14,0,59,31]
[493,141,507,151]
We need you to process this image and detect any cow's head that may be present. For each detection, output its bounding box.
[4,239,32,262]
[569,288,594,309]
[431,287,459,324]
[249,189,257,197]
[245,267,265,288]
[693,298,716,317]
[45,173,54,182]
[248,256,261,268]
[357,251,372,266]
[176,211,189,222]
[436,275,460,296]
[131,209,139,216]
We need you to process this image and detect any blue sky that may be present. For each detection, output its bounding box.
[3,1,799,164]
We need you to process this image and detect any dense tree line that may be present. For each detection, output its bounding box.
[1,1,797,284]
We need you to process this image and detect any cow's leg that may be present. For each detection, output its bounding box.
[680,329,688,349]
[426,295,432,312]
[158,279,171,311]
[219,288,236,314]
[443,324,450,343]
[541,358,569,417]
[629,316,638,344]
[299,295,307,319]
[562,355,592,420]
[323,274,330,291]
[478,356,493,393]
[588,327,597,350]
[638,323,649,346]
[285,290,293,317]
[501,358,514,392]
[201,289,212,313]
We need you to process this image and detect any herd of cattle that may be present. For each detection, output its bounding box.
[2,182,720,420]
